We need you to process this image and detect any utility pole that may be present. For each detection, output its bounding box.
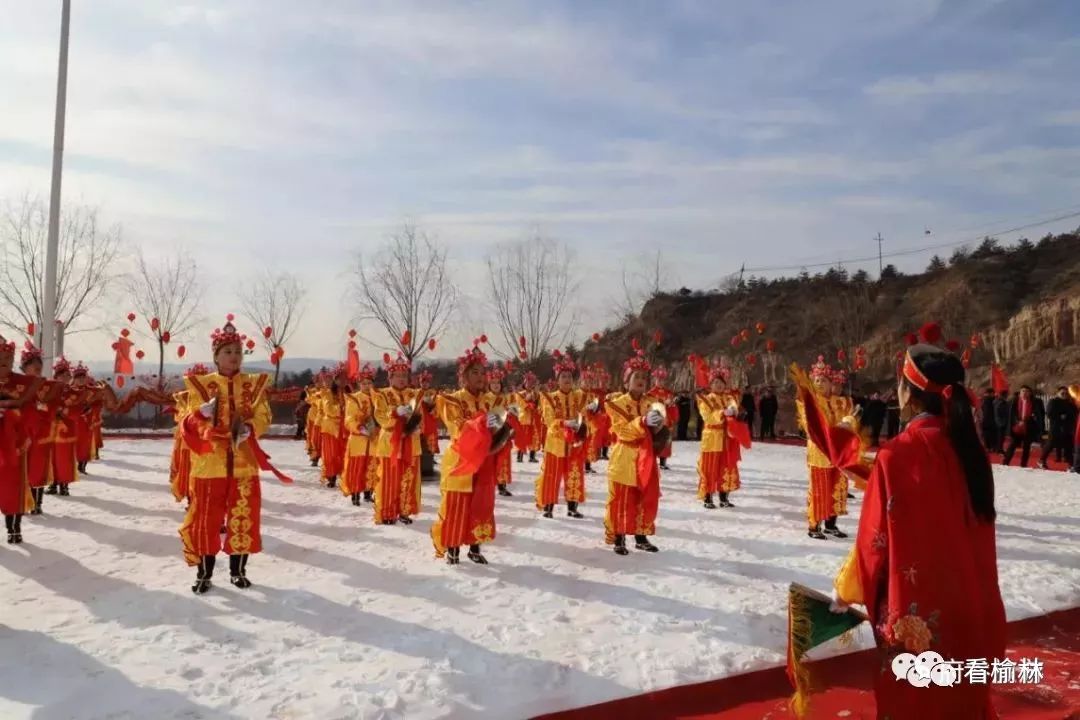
[875,233,884,277]
[42,0,72,363]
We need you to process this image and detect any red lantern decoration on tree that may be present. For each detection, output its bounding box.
[27,322,35,336]
[277,346,285,359]
[127,312,136,322]
[961,349,972,368]
[519,335,527,349]
[263,326,273,339]
[348,340,356,350]
[519,350,528,360]
[631,338,641,351]
[904,332,918,346]
[970,333,980,349]
[135,350,145,360]
[746,353,757,366]
[177,345,186,358]
[740,328,750,341]
[120,328,130,338]
[730,335,740,347]
[480,334,488,344]
[428,338,437,351]
[755,321,766,335]
[591,333,601,342]
[150,317,160,331]
[349,329,357,338]
[765,339,777,352]
[161,331,171,344]
[837,349,847,363]
[944,339,961,353]
[383,352,392,364]
[116,376,125,388]
[271,353,280,366]
[245,339,256,350]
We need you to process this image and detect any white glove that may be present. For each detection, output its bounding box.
[198,397,217,419]
[395,405,412,418]
[563,419,580,430]
[236,424,252,443]
[587,400,599,412]
[486,413,501,429]
[828,589,850,614]
[724,406,737,417]
[645,410,664,428]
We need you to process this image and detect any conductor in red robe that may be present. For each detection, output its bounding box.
[832,342,1005,719]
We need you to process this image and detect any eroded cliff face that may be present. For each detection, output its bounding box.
[985,296,1080,363]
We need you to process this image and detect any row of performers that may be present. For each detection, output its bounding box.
[164,323,772,592]
[0,337,114,544]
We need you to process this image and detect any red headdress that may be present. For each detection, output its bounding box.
[185,363,211,377]
[415,369,432,385]
[52,356,72,378]
[522,371,538,389]
[211,318,247,354]
[708,361,730,384]
[72,362,89,379]
[357,363,377,381]
[651,366,669,386]
[622,349,652,382]
[19,340,42,369]
[552,349,577,376]
[831,367,848,386]
[383,352,412,375]
[456,345,488,374]
[809,355,832,383]
[486,366,507,385]
[0,335,14,360]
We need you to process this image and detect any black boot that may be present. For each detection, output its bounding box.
[529,451,538,463]
[77,461,87,474]
[585,462,595,475]
[720,492,734,508]
[601,447,609,461]
[467,544,488,564]
[230,554,252,588]
[808,524,827,540]
[326,476,337,489]
[363,490,374,503]
[498,484,513,497]
[351,493,360,506]
[659,459,668,470]
[824,517,847,538]
[542,503,554,519]
[613,534,629,556]
[399,515,414,525]
[12,515,22,544]
[45,484,57,495]
[31,488,43,515]
[447,547,460,565]
[635,534,659,552]
[59,484,69,496]
[310,457,319,467]
[192,555,216,594]
[703,494,717,509]
[567,501,583,519]
[4,515,13,544]
[517,451,524,463]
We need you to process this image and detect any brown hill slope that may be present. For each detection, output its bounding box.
[587,231,1080,392]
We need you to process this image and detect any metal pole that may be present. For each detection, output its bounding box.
[875,233,884,277]
[42,0,71,363]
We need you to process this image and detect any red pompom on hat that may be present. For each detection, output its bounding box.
[384,352,412,375]
[552,349,577,376]
[919,322,943,345]
[456,346,488,374]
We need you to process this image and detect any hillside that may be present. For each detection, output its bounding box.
[586,231,1080,392]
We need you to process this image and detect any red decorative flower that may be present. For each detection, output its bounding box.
[428,338,437,351]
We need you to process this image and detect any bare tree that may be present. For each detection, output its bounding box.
[125,248,202,390]
[803,282,875,369]
[485,233,578,360]
[239,269,307,386]
[0,194,122,341]
[349,221,456,361]
[612,250,670,321]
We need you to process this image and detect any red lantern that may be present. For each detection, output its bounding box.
[116,376,125,388]
[161,331,171,344]
[519,350,528,360]
[480,334,488,344]
[687,353,697,363]
[855,357,867,370]
[383,352,392,364]
[919,322,942,345]
[245,339,256,350]
[428,338,437,351]
[127,313,136,322]
[765,339,777,352]
[755,321,766,335]
[970,333,980,349]
[271,354,280,366]
[348,340,356,350]
[740,328,750,341]
[591,333,601,342]
[401,330,412,346]
[177,345,186,358]
[961,349,972,368]
[746,353,757,366]
[855,346,866,356]
[27,322,35,336]
[730,335,740,347]
[263,326,273,339]
[519,335,527,349]
[150,317,160,331]
[837,349,847,363]
[277,346,285,359]
[135,350,145,360]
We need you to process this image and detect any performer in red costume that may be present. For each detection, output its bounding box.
[371,353,422,525]
[831,342,1005,719]
[512,372,541,463]
[18,341,55,515]
[486,366,515,497]
[536,351,588,519]
[646,366,679,470]
[417,370,440,456]
[0,335,39,543]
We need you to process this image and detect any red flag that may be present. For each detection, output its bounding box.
[991,363,1009,394]
[449,412,493,477]
[797,384,869,480]
[694,356,710,389]
[728,418,752,450]
[113,336,134,375]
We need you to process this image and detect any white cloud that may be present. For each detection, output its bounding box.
[865,71,1024,101]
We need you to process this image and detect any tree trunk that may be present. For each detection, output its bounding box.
[273,363,281,388]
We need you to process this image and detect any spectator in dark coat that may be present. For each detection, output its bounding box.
[884,392,900,439]
[1040,386,1077,468]
[758,386,779,440]
[979,388,998,452]
[861,392,887,447]
[675,394,693,441]
[993,391,1010,454]
[1003,385,1045,468]
[740,386,757,438]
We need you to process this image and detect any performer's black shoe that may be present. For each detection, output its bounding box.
[326,476,337,489]
[807,525,827,540]
[823,518,847,538]
[659,459,669,470]
[467,544,488,564]
[77,462,87,474]
[45,484,58,495]
[528,452,538,463]
[229,554,252,589]
[350,493,359,506]
[363,490,374,503]
[634,535,659,552]
[567,501,583,519]
[310,457,319,467]
[12,515,22,544]
[5,515,13,544]
[447,547,460,565]
[719,492,734,508]
[498,484,513,497]
[516,451,524,464]
[613,535,629,556]
[846,492,855,499]
[601,448,609,461]
[399,516,414,525]
[585,462,595,475]
[59,485,69,496]
[542,503,554,519]
[31,489,43,515]
[703,494,717,509]
[192,555,216,594]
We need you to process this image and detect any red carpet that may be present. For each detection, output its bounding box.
[536,607,1080,720]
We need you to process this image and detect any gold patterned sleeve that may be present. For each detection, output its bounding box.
[437,394,465,437]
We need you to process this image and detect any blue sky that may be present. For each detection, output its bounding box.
[1,0,1078,361]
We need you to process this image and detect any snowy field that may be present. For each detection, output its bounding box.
[1,440,1077,720]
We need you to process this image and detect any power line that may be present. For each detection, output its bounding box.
[742,208,1080,274]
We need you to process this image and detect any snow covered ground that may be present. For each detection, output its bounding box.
[1,440,1077,720]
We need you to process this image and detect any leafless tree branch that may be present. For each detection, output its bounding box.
[239,269,307,386]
